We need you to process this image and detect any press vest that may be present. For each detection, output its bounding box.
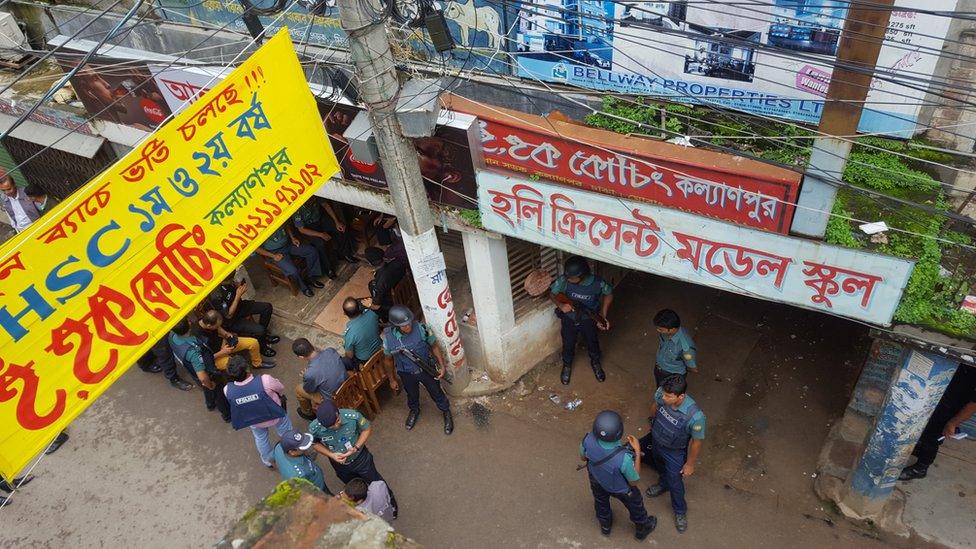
[382,322,432,374]
[561,276,605,312]
[225,376,286,430]
[582,433,631,495]
[652,400,701,451]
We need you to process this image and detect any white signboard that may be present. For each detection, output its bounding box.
[478,172,914,325]
[148,65,226,114]
[515,0,956,135]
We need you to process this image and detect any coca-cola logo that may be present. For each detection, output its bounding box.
[140,98,167,125]
[346,148,378,174]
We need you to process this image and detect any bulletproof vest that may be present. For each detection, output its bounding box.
[582,433,630,495]
[562,276,604,312]
[168,333,217,376]
[225,376,286,430]
[652,399,701,451]
[382,322,431,374]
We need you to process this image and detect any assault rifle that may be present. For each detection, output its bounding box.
[553,293,608,328]
[397,345,453,385]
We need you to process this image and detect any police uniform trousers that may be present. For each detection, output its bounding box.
[306,218,355,260]
[267,243,323,291]
[588,473,650,527]
[558,312,601,367]
[400,369,451,413]
[147,338,180,381]
[204,376,231,420]
[911,366,976,469]
[331,447,398,513]
[651,445,689,514]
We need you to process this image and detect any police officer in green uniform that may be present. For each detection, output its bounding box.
[653,309,697,387]
[256,225,325,297]
[580,410,657,540]
[550,256,613,385]
[309,400,397,517]
[645,375,706,533]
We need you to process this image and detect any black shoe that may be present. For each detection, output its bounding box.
[600,521,612,536]
[261,347,277,358]
[206,402,216,411]
[635,516,657,540]
[645,484,667,497]
[170,378,193,391]
[560,364,572,385]
[592,363,606,382]
[675,513,688,533]
[0,495,10,507]
[139,362,162,374]
[309,279,325,289]
[302,288,314,297]
[256,361,277,370]
[344,255,359,263]
[45,432,69,455]
[298,408,317,421]
[405,409,419,430]
[265,335,281,345]
[443,411,454,435]
[326,271,337,279]
[0,475,33,493]
[899,465,928,481]
[221,414,232,423]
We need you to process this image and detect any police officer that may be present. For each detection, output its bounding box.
[256,225,325,297]
[382,305,453,435]
[365,247,406,322]
[580,410,657,540]
[309,400,398,517]
[207,275,280,358]
[652,309,697,387]
[645,375,706,533]
[549,256,612,385]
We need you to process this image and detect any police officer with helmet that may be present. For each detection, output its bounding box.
[549,256,613,385]
[646,374,706,533]
[581,410,657,540]
[382,305,454,435]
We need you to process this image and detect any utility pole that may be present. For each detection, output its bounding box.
[336,0,469,390]
[791,0,895,237]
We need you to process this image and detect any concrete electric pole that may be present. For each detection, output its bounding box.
[791,0,895,237]
[335,0,469,390]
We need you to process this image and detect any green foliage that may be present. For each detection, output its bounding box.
[265,480,308,508]
[458,208,483,229]
[844,151,938,194]
[824,196,863,249]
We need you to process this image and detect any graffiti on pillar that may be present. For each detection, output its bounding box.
[849,340,905,418]
[437,287,466,370]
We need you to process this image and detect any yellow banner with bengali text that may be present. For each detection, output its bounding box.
[0,30,338,481]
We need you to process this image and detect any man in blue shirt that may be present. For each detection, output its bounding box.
[549,256,613,385]
[580,410,657,540]
[292,337,348,421]
[273,430,331,494]
[645,375,706,533]
[653,309,698,388]
[342,297,382,370]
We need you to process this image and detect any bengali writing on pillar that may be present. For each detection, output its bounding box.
[0,79,326,432]
[486,182,883,312]
[477,119,797,234]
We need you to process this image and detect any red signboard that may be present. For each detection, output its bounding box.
[446,96,802,234]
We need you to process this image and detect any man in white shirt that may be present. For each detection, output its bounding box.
[0,171,41,232]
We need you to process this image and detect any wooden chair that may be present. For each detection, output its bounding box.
[356,350,388,412]
[261,258,299,296]
[334,373,375,419]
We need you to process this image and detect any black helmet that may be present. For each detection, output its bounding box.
[389,305,414,327]
[564,256,590,278]
[592,410,623,442]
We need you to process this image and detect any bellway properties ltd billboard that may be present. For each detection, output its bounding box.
[513,0,956,135]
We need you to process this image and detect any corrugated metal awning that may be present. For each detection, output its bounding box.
[0,113,105,158]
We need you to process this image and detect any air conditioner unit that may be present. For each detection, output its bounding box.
[0,13,26,50]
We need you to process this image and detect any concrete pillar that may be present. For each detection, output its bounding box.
[461,231,514,382]
[841,348,959,517]
[791,139,850,238]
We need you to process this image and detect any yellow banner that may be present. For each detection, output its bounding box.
[0,30,338,480]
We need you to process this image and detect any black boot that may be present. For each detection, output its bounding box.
[405,409,419,430]
[592,362,606,382]
[635,516,657,540]
[560,363,572,385]
[0,475,33,493]
[45,432,69,455]
[899,465,928,481]
[600,519,612,536]
[443,410,454,435]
